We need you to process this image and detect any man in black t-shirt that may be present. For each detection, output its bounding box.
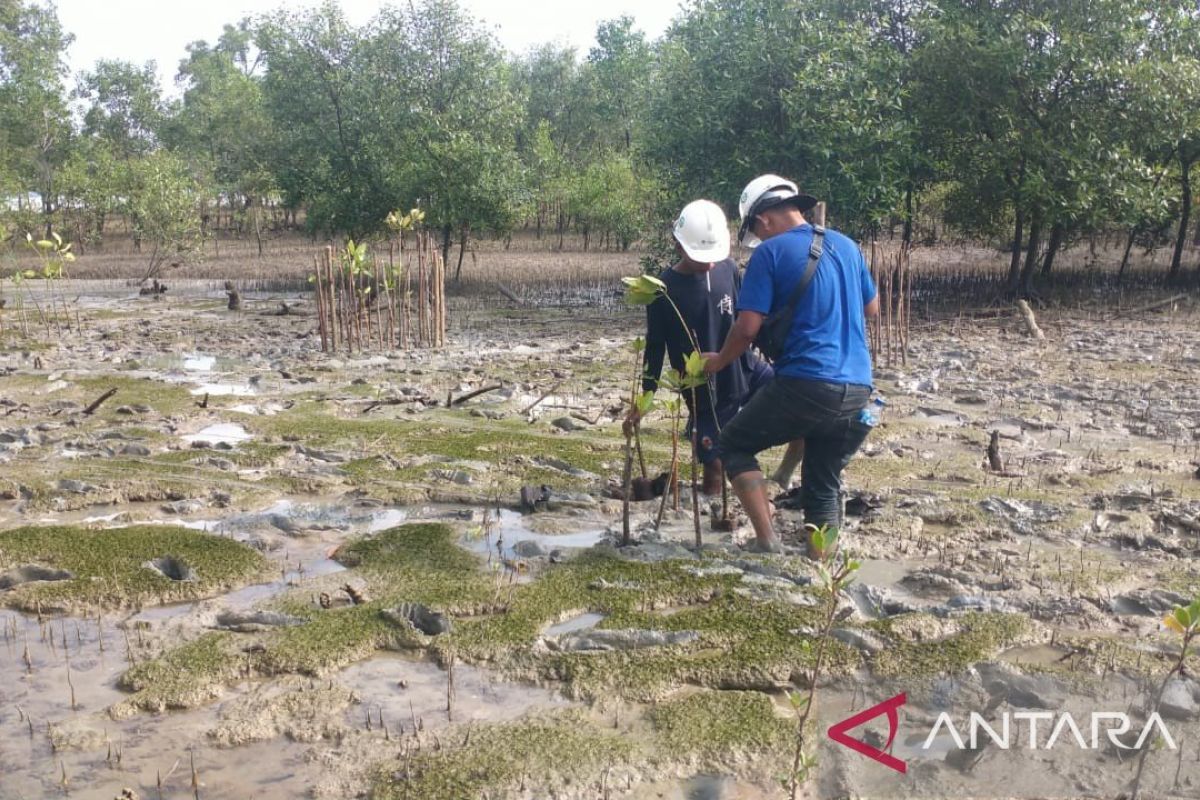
[626,200,786,495]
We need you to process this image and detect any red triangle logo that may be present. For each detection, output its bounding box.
[827,692,908,774]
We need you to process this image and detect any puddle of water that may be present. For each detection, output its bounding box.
[854,559,910,587]
[629,775,775,799]
[183,423,252,447]
[460,509,606,559]
[190,382,256,397]
[336,652,568,732]
[183,353,216,371]
[367,508,409,532]
[998,644,1073,668]
[229,402,282,416]
[544,612,604,637]
[0,608,327,798]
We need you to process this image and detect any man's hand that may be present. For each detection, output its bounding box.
[701,352,723,376]
[622,408,643,438]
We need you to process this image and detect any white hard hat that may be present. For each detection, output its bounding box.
[673,199,731,263]
[737,173,817,248]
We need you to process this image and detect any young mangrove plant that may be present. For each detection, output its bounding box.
[623,274,719,548]
[25,231,78,334]
[620,336,648,546]
[1130,594,1200,800]
[654,388,684,530]
[785,525,859,799]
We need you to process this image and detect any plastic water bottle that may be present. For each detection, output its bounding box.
[858,396,886,427]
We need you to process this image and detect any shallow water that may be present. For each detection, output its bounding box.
[182,422,253,446]
[459,509,607,560]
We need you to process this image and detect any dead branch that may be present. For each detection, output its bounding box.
[448,383,504,408]
[497,283,524,305]
[1109,293,1190,321]
[81,388,117,416]
[519,380,565,415]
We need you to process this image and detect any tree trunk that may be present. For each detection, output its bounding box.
[1006,206,1025,292]
[253,199,264,257]
[1169,155,1192,282]
[1117,227,1136,285]
[441,224,452,268]
[454,224,469,283]
[1018,212,1043,298]
[902,183,914,247]
[1040,223,1064,276]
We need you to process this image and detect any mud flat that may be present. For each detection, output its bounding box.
[0,285,1197,798]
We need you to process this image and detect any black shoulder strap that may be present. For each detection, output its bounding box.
[779,225,825,315]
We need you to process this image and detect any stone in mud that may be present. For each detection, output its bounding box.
[383,602,452,635]
[295,445,348,463]
[1159,678,1199,721]
[512,539,547,557]
[431,468,473,485]
[1111,589,1189,616]
[533,456,598,480]
[551,416,587,432]
[120,443,152,457]
[549,629,699,652]
[831,627,887,655]
[143,556,198,582]
[57,478,97,494]
[269,514,308,536]
[939,595,1013,615]
[0,564,74,590]
[216,610,304,632]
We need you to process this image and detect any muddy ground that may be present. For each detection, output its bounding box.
[0,281,1198,799]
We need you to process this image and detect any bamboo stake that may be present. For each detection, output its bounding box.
[326,247,339,352]
[315,253,328,352]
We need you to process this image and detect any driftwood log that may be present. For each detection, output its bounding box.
[1016,299,1045,340]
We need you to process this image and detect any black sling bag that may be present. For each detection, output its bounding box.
[752,225,825,362]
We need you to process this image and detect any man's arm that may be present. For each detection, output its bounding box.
[703,310,763,375]
[642,299,667,393]
[865,296,880,317]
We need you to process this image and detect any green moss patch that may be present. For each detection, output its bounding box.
[0,524,269,612]
[370,711,634,800]
[114,632,243,716]
[870,612,1031,677]
[649,690,792,763]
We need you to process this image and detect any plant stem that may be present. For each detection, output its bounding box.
[1130,627,1196,800]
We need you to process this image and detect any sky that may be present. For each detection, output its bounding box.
[56,0,683,94]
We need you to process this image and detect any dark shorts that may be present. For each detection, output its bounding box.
[688,359,774,465]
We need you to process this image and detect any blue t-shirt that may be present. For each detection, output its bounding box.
[737,223,876,387]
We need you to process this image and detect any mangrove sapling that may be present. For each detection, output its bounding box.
[1129,595,1200,800]
[25,232,78,333]
[622,275,721,547]
[619,337,647,547]
[680,351,710,550]
[654,390,684,530]
[785,526,859,800]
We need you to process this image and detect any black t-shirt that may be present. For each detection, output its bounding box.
[642,258,760,412]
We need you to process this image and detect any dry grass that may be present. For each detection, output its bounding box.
[1,227,1195,313]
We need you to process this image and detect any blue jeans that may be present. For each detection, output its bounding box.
[719,377,871,528]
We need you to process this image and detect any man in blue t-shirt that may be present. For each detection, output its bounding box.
[704,174,879,555]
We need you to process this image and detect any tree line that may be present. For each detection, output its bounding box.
[1,0,1198,291]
